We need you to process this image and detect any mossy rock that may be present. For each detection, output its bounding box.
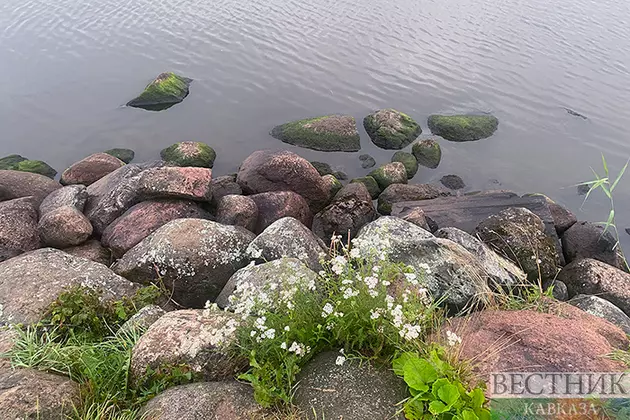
[368,162,407,191]
[350,177,381,199]
[427,114,498,142]
[311,161,333,176]
[363,109,422,150]
[160,142,216,168]
[358,154,376,169]
[322,174,343,200]
[0,155,57,178]
[104,148,135,164]
[391,151,418,179]
[127,72,192,111]
[271,115,360,152]
[412,139,441,169]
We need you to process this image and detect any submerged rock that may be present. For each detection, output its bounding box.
[411,138,442,169]
[368,162,407,191]
[103,148,135,164]
[0,170,61,205]
[0,155,57,178]
[112,219,254,308]
[127,72,192,111]
[271,115,360,152]
[61,152,126,186]
[427,114,499,142]
[440,174,465,190]
[358,153,376,169]
[160,142,216,168]
[391,151,418,179]
[294,351,406,420]
[349,176,381,199]
[363,109,422,150]
[0,197,40,262]
[237,150,329,212]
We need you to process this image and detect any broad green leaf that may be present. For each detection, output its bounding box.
[460,409,480,420]
[611,159,629,191]
[404,358,438,388]
[429,349,447,374]
[431,378,450,398]
[404,398,424,419]
[393,353,417,376]
[468,388,486,409]
[438,383,460,405]
[428,400,449,414]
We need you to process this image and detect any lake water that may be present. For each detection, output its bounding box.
[2,0,630,245]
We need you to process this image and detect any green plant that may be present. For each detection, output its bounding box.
[231,234,443,408]
[579,154,629,270]
[393,347,490,420]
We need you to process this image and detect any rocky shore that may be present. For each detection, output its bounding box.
[1,117,629,419]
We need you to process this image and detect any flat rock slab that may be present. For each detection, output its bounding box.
[0,248,139,324]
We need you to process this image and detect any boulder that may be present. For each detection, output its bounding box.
[119,304,167,334]
[412,138,442,169]
[349,176,381,199]
[113,219,254,308]
[127,72,192,111]
[0,197,40,262]
[250,191,313,234]
[355,217,491,311]
[427,114,499,142]
[61,152,126,186]
[543,279,569,301]
[209,175,242,209]
[0,169,61,205]
[524,194,577,234]
[136,166,213,202]
[435,227,527,290]
[102,199,211,257]
[216,257,318,311]
[271,115,360,152]
[377,183,449,215]
[442,305,628,385]
[557,258,630,317]
[399,207,430,231]
[562,221,623,269]
[358,153,376,169]
[38,206,93,248]
[440,174,465,190]
[63,239,112,266]
[247,217,326,271]
[571,294,630,335]
[0,248,139,324]
[294,351,406,420]
[368,162,407,191]
[130,309,245,382]
[321,174,343,201]
[391,151,418,179]
[215,195,258,232]
[0,155,57,178]
[0,368,80,420]
[141,381,265,420]
[236,150,329,212]
[363,109,421,150]
[160,142,216,168]
[40,185,88,216]
[84,162,164,235]
[312,183,377,244]
[476,207,561,281]
[310,161,339,177]
[103,148,135,163]
[0,328,17,368]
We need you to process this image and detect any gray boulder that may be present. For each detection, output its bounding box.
[39,185,88,216]
[562,221,624,269]
[476,207,561,281]
[0,169,61,206]
[558,258,630,317]
[141,381,265,420]
[399,207,430,231]
[0,248,138,325]
[294,351,406,420]
[216,195,258,232]
[247,217,327,271]
[38,205,93,248]
[250,191,312,234]
[570,294,630,335]
[543,279,569,301]
[135,166,213,202]
[435,227,526,289]
[209,175,242,209]
[216,258,318,311]
[130,309,245,382]
[119,304,166,334]
[113,219,254,308]
[63,239,112,266]
[312,183,377,244]
[0,197,40,262]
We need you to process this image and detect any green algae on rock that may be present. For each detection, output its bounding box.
[0,155,57,178]
[391,151,418,179]
[412,138,442,169]
[270,115,360,152]
[427,114,498,142]
[126,72,192,111]
[104,148,135,164]
[350,176,381,199]
[368,162,408,191]
[160,142,216,168]
[363,109,422,150]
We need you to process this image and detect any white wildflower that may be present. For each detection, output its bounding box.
[341,279,354,285]
[331,256,348,275]
[363,276,378,289]
[280,342,287,349]
[446,330,462,347]
[399,323,422,340]
[336,356,346,366]
[349,247,361,259]
[322,302,334,318]
[284,326,290,332]
[370,309,381,320]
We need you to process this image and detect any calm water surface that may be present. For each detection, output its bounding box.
[1,0,630,244]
